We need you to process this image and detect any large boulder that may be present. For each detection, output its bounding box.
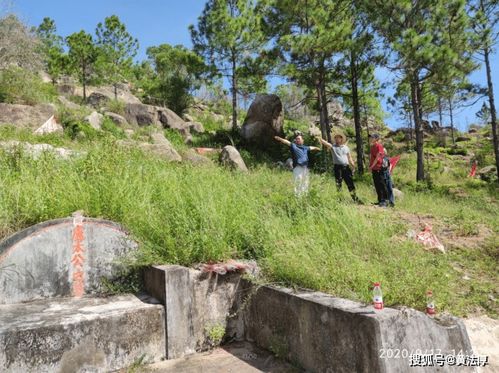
[219,145,248,172]
[0,103,55,129]
[57,95,81,110]
[478,165,497,181]
[87,92,110,109]
[241,94,284,147]
[56,76,77,96]
[124,103,160,127]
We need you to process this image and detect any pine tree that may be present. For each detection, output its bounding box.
[96,15,138,100]
[190,0,267,132]
[263,0,352,143]
[363,0,476,181]
[470,0,499,182]
[36,17,67,83]
[66,30,97,101]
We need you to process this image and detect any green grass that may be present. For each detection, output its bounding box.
[0,128,497,318]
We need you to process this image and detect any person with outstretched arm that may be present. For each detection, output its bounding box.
[274,134,320,197]
[318,133,362,203]
[369,133,389,207]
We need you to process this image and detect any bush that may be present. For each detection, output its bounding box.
[107,99,126,115]
[101,117,125,139]
[446,147,468,156]
[0,66,57,105]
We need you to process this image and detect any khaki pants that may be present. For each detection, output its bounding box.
[293,165,310,197]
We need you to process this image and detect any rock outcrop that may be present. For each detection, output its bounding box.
[219,145,248,172]
[104,112,128,126]
[85,111,104,131]
[34,115,63,135]
[139,132,182,162]
[0,103,55,128]
[241,94,284,147]
[0,141,78,159]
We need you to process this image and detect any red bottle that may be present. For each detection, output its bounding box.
[426,290,436,316]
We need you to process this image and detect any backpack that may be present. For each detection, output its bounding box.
[381,155,391,170]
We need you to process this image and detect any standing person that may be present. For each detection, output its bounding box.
[369,134,389,207]
[318,133,361,203]
[274,134,320,196]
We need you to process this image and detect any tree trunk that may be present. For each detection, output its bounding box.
[410,74,425,181]
[316,83,327,139]
[320,77,332,143]
[231,53,238,132]
[448,97,456,145]
[438,96,443,128]
[82,62,87,102]
[484,45,499,183]
[350,53,364,174]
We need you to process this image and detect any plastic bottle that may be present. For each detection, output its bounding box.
[426,290,436,317]
[373,282,383,310]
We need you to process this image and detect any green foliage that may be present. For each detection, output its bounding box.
[0,66,57,105]
[446,147,468,156]
[66,30,98,99]
[36,17,67,82]
[142,44,207,115]
[101,117,125,138]
[95,15,139,99]
[190,0,268,129]
[107,99,126,115]
[205,324,225,346]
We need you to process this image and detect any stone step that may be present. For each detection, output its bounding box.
[0,294,165,373]
[143,341,301,373]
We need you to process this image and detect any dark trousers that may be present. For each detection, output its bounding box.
[372,170,388,204]
[383,170,394,205]
[334,164,355,192]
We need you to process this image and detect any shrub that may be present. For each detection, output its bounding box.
[0,66,57,105]
[107,99,126,115]
[446,147,468,156]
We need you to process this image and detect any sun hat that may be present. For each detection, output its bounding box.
[333,132,347,143]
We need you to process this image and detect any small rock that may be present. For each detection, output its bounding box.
[219,145,248,172]
[456,136,471,142]
[392,188,403,199]
[34,115,63,135]
[57,96,81,110]
[182,149,212,165]
[84,111,103,131]
[104,112,127,126]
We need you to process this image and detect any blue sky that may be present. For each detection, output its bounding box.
[12,0,499,130]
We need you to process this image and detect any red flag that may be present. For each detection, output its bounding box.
[468,161,477,177]
[389,155,401,174]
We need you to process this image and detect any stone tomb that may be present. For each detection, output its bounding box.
[0,215,165,372]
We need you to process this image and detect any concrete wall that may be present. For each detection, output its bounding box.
[145,265,475,373]
[144,265,243,359]
[243,285,475,373]
[0,294,165,373]
[0,216,137,304]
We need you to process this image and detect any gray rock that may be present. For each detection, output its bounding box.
[478,165,496,175]
[392,188,403,199]
[468,128,478,134]
[139,132,182,162]
[158,107,188,131]
[124,103,159,126]
[241,94,284,147]
[34,115,63,135]
[0,103,55,129]
[187,121,205,134]
[456,136,471,142]
[56,75,76,96]
[57,95,81,110]
[0,141,77,159]
[220,145,248,172]
[74,85,142,105]
[183,113,195,122]
[104,112,127,126]
[84,111,103,130]
[182,149,212,166]
[87,92,110,109]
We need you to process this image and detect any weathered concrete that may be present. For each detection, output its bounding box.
[144,265,245,359]
[144,341,301,373]
[144,265,476,373]
[242,285,475,373]
[0,294,165,372]
[0,216,137,304]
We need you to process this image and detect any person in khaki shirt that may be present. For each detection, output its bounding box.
[318,133,361,203]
